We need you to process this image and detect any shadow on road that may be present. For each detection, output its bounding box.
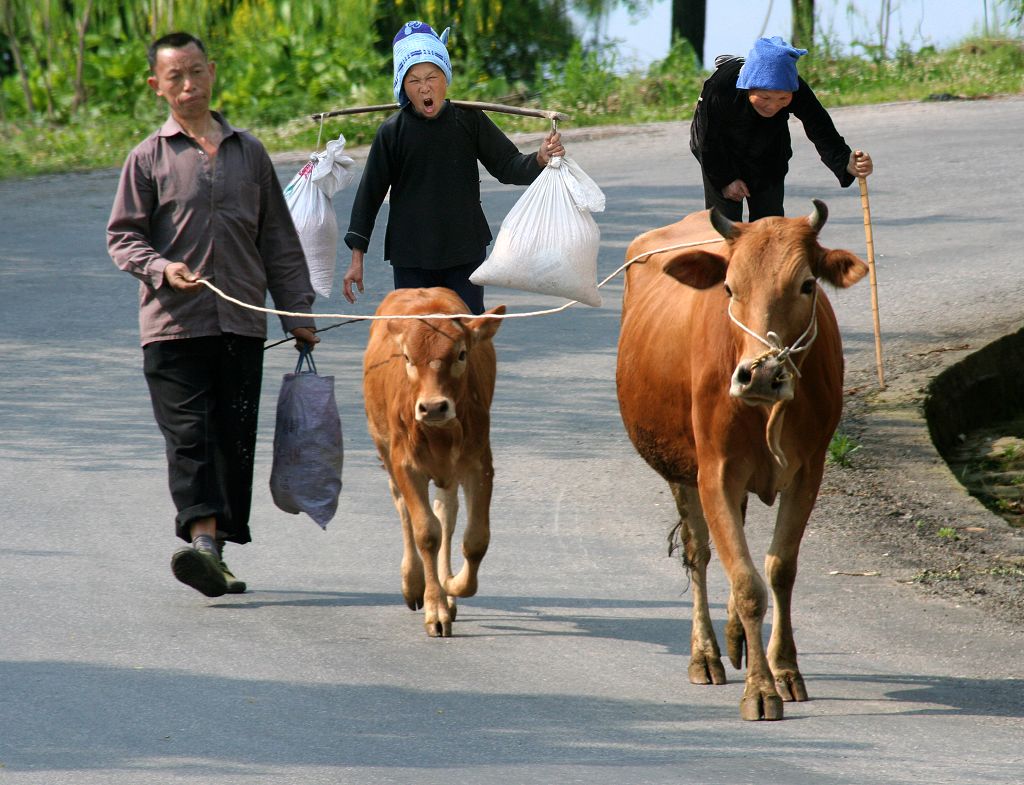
[0,658,868,776]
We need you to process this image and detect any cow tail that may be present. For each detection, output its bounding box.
[667,520,695,592]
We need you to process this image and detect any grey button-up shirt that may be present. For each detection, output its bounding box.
[107,112,315,345]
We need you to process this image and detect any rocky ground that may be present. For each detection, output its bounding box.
[818,339,1024,629]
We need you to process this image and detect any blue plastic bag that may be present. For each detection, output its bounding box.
[270,348,343,528]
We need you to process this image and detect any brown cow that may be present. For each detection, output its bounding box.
[363,287,504,637]
[616,201,867,720]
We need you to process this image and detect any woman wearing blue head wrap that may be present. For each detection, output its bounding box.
[342,21,565,314]
[690,36,873,221]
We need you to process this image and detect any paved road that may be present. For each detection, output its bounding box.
[1,97,1021,784]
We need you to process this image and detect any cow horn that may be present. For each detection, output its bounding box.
[709,207,740,240]
[807,199,828,232]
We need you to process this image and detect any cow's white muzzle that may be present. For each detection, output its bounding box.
[727,285,819,404]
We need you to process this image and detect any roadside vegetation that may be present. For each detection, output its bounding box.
[0,2,1022,179]
[826,431,862,467]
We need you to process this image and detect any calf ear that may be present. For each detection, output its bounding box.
[815,247,869,288]
[465,304,506,342]
[663,250,728,290]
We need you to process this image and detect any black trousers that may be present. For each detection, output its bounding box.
[392,261,485,315]
[143,334,264,545]
[702,172,786,222]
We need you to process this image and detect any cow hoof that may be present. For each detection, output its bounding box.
[740,693,785,721]
[425,620,452,638]
[688,658,727,685]
[775,672,808,702]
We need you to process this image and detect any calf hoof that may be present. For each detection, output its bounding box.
[740,692,784,721]
[401,572,426,611]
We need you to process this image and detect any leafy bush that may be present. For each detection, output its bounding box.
[1,16,1022,179]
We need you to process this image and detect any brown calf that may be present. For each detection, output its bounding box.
[363,287,504,637]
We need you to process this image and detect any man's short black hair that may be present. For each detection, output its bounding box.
[147,32,207,72]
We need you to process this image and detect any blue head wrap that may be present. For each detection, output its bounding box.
[392,21,452,106]
[736,36,807,92]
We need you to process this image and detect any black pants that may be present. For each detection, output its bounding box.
[392,261,485,315]
[143,334,264,545]
[702,172,786,222]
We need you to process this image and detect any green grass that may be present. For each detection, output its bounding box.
[1,37,1022,180]
[911,565,964,584]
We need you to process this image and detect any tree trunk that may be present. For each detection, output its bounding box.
[670,0,706,65]
[71,0,93,113]
[791,0,814,48]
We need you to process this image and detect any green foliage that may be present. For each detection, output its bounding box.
[799,38,1024,105]
[0,4,1023,179]
[982,563,1024,579]
[827,432,862,468]
[937,526,960,540]
[372,0,574,84]
[912,566,963,584]
[545,41,621,114]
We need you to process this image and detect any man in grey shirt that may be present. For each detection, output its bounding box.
[107,31,318,598]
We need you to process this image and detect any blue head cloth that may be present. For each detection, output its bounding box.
[736,36,807,92]
[392,21,452,106]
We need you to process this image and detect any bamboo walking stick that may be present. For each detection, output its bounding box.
[856,154,885,389]
[311,100,570,123]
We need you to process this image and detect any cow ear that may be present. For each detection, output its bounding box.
[464,304,506,343]
[815,247,869,288]
[663,250,728,290]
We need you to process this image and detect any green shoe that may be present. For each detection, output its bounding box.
[171,535,228,598]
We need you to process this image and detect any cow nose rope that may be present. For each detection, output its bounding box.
[726,285,819,378]
[196,236,727,327]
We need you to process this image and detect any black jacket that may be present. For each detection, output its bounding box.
[345,101,543,269]
[690,57,854,192]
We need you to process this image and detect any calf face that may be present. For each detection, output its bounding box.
[389,317,469,425]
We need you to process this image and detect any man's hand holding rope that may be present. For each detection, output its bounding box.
[165,262,319,352]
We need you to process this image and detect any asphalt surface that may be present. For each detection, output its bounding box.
[1,96,1022,784]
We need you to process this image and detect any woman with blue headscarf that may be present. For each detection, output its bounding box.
[690,36,873,221]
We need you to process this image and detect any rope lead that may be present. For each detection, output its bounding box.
[199,236,727,324]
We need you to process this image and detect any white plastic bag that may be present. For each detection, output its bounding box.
[270,349,343,529]
[284,133,356,298]
[470,156,605,307]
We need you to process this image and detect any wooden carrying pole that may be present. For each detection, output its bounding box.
[858,173,886,390]
[311,100,570,123]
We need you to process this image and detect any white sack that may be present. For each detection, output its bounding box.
[470,156,605,307]
[284,133,356,298]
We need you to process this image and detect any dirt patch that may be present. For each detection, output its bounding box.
[817,340,1024,628]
